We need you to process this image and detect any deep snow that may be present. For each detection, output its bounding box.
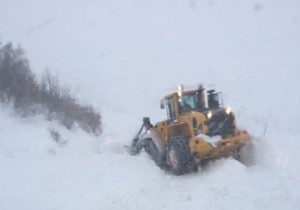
[1,107,299,210]
[1,0,300,209]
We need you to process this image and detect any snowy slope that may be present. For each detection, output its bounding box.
[1,0,300,209]
[0,107,299,210]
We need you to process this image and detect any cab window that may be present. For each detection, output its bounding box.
[179,92,203,113]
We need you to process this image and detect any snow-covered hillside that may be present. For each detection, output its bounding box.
[0,106,299,210]
[1,0,300,209]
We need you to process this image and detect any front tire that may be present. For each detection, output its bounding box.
[167,136,197,175]
[143,138,166,168]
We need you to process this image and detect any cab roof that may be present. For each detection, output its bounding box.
[164,85,204,99]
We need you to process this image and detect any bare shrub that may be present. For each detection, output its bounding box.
[0,40,102,135]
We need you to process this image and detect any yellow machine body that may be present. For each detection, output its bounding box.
[131,85,252,174]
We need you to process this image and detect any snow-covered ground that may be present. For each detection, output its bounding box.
[1,106,299,210]
[1,0,300,209]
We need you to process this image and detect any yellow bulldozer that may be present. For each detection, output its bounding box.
[130,85,255,175]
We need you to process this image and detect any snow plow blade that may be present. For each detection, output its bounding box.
[189,129,250,160]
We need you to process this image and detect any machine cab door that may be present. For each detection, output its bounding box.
[161,97,177,121]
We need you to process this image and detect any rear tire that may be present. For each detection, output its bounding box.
[167,136,197,175]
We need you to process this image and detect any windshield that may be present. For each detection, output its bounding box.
[179,92,202,113]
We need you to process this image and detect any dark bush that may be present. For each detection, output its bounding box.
[0,41,102,135]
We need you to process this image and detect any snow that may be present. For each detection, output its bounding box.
[1,0,300,209]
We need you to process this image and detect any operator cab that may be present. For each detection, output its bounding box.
[161,85,206,121]
[160,84,235,138]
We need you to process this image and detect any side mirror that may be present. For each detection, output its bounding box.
[160,99,165,109]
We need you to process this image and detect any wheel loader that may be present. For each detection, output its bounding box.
[130,85,254,175]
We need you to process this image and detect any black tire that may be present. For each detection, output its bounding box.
[167,136,197,175]
[143,138,166,168]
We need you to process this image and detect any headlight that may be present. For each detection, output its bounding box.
[225,107,232,115]
[207,111,212,119]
